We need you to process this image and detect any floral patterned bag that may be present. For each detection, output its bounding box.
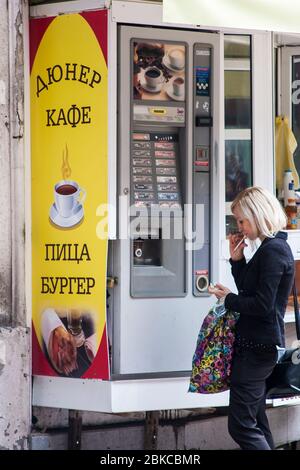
[188,303,239,394]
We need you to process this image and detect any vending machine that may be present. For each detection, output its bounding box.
[31,1,227,412]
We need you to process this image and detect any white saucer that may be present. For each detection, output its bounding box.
[165,80,185,101]
[49,202,84,228]
[139,77,163,94]
[162,55,185,73]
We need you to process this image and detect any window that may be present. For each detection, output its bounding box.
[224,35,253,235]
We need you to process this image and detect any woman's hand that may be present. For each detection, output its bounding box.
[228,233,247,261]
[208,283,232,300]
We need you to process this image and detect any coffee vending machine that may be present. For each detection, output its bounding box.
[111,26,222,378]
[30,2,227,411]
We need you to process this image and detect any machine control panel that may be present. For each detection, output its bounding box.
[130,132,182,210]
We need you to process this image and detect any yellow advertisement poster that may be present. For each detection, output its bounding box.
[30,11,109,379]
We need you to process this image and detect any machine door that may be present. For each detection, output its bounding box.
[114,25,222,376]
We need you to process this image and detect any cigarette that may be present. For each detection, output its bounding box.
[233,236,245,252]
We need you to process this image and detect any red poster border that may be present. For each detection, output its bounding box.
[29,10,107,71]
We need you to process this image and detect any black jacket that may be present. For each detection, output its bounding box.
[224,231,294,347]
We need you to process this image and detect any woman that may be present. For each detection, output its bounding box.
[209,186,294,450]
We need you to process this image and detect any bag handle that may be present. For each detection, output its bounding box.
[292,277,300,340]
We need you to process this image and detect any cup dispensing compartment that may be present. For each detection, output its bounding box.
[133,236,162,267]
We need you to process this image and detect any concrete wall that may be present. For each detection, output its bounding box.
[0,0,31,449]
[0,328,30,449]
[0,1,12,326]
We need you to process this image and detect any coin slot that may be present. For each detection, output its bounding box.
[196,275,209,292]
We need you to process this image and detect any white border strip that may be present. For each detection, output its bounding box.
[111,0,272,34]
[224,58,250,71]
[252,32,274,191]
[225,129,251,140]
[107,9,117,239]
[33,375,229,412]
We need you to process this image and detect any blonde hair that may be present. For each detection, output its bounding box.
[231,186,287,238]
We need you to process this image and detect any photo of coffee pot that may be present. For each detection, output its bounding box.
[135,42,165,67]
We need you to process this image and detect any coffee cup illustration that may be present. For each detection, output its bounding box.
[144,66,164,88]
[55,180,86,217]
[173,77,184,96]
[50,180,86,228]
[167,48,184,69]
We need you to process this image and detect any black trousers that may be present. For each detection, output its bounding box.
[228,346,278,450]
